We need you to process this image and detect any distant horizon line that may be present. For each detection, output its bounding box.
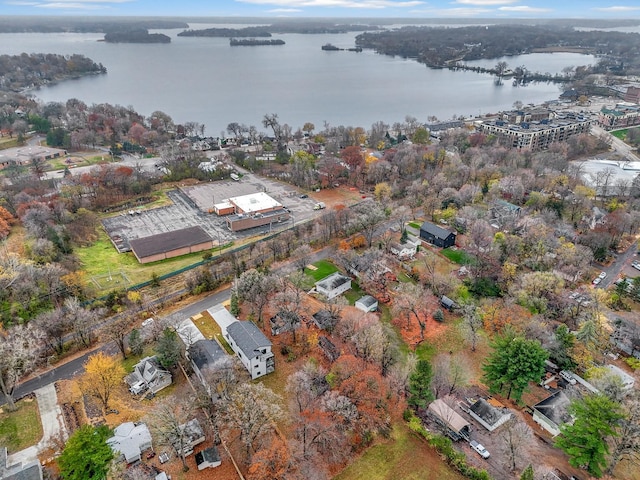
[1,15,639,21]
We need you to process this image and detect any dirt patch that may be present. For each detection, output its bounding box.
[313,185,365,208]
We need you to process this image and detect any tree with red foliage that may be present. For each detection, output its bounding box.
[247,436,300,480]
[341,145,364,185]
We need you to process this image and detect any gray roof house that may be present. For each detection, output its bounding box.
[125,356,172,395]
[355,295,378,312]
[312,310,338,331]
[187,339,227,392]
[195,446,222,470]
[175,419,206,457]
[107,422,153,464]
[315,272,351,299]
[419,221,456,248]
[225,321,275,379]
[532,391,573,436]
[0,447,42,480]
[467,398,512,432]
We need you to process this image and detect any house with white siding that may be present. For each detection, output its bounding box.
[225,321,275,379]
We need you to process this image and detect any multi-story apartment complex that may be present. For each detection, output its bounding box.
[478,110,592,150]
[598,103,640,130]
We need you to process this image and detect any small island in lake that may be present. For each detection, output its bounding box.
[230,38,285,46]
[103,29,171,44]
[322,44,362,52]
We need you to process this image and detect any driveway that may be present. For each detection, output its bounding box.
[6,384,67,467]
[596,241,638,289]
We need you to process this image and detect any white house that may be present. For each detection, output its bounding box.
[532,391,573,437]
[125,356,172,395]
[195,446,222,470]
[606,364,636,390]
[355,295,378,312]
[389,235,420,258]
[315,272,351,299]
[107,422,153,464]
[225,321,275,379]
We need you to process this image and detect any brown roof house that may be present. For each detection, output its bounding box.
[129,226,213,263]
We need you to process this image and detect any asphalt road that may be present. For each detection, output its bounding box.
[596,240,638,289]
[5,244,336,404]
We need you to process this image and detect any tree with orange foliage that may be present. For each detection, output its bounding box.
[0,206,13,239]
[247,436,300,480]
[480,299,531,336]
[78,351,125,413]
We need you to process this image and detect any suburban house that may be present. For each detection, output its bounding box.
[318,336,340,362]
[532,391,573,436]
[1,447,42,480]
[355,295,378,312]
[195,446,222,470]
[605,364,636,390]
[315,272,352,299]
[466,398,512,432]
[312,309,338,331]
[419,222,457,248]
[225,321,275,379]
[187,339,227,393]
[175,419,206,457]
[125,356,172,396]
[389,235,420,258]
[427,399,471,441]
[107,422,153,464]
[270,311,301,336]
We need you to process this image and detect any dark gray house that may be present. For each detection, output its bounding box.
[187,339,227,391]
[419,221,457,248]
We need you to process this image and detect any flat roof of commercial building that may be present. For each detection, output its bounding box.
[229,192,282,214]
[129,225,211,259]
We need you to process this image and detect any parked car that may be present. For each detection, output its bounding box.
[142,317,154,327]
[560,370,577,385]
[632,261,640,271]
[598,271,607,279]
[470,440,490,459]
[299,194,308,199]
[592,277,602,285]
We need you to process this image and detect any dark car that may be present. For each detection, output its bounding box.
[299,194,308,199]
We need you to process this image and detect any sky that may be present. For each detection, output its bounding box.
[1,0,640,19]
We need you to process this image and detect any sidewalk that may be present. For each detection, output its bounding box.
[7,383,68,467]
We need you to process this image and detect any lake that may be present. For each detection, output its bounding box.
[1,25,597,135]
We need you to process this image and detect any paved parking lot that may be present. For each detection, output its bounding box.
[102,175,321,252]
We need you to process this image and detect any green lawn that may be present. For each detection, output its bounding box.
[334,422,464,480]
[343,282,364,305]
[408,221,422,230]
[305,260,338,281]
[0,399,43,453]
[441,247,476,265]
[611,129,628,140]
[76,229,232,293]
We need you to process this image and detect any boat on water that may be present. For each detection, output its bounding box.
[321,43,341,51]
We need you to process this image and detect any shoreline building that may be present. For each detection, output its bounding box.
[477,110,592,150]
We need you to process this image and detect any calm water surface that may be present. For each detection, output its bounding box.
[1,25,597,134]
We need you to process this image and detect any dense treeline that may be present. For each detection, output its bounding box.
[103,29,171,43]
[356,24,640,73]
[0,53,106,92]
[0,17,188,33]
[178,21,382,37]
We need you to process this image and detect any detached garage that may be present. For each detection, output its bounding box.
[129,226,213,263]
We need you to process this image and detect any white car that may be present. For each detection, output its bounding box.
[142,317,154,327]
[598,271,607,279]
[592,277,602,285]
[470,440,490,459]
[632,262,640,271]
[559,370,577,385]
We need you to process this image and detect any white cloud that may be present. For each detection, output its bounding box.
[454,0,518,5]
[499,5,551,13]
[268,8,303,11]
[236,0,424,9]
[592,5,640,12]
[5,0,131,8]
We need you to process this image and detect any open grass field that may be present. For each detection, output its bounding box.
[611,129,628,141]
[75,229,231,293]
[441,247,476,265]
[334,422,464,480]
[305,260,338,281]
[0,398,43,453]
[0,136,19,150]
